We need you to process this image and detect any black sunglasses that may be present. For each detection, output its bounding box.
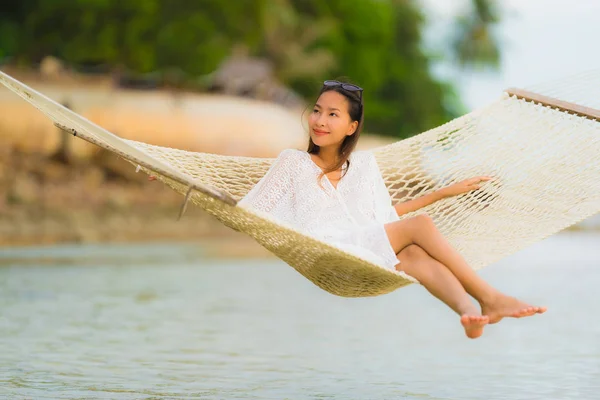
[323,80,363,101]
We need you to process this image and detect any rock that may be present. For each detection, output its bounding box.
[208,53,304,109]
[40,56,65,80]
[11,175,39,204]
[105,192,131,209]
[41,162,70,181]
[82,166,105,189]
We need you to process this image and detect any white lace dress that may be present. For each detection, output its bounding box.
[238,149,401,270]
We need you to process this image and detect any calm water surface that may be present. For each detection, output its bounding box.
[1,232,599,399]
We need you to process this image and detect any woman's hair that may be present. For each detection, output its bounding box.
[306,81,364,185]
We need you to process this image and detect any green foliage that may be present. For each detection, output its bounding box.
[451,0,502,70]
[0,0,500,138]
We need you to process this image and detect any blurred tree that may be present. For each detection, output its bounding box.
[0,1,33,63]
[0,0,502,138]
[290,0,458,136]
[258,0,336,83]
[452,0,502,70]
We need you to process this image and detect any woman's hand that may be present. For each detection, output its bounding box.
[438,176,494,198]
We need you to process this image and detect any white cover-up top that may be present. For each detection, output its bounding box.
[238,149,401,270]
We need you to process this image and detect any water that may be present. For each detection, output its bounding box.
[1,233,599,399]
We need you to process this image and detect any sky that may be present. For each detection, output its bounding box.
[419,0,600,110]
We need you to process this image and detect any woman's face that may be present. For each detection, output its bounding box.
[308,90,358,148]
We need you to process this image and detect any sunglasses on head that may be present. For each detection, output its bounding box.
[323,80,363,101]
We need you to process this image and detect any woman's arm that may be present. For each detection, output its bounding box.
[393,190,445,216]
[393,176,494,217]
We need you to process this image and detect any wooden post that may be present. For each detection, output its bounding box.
[505,88,600,122]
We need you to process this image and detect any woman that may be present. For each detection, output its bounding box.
[238,80,546,339]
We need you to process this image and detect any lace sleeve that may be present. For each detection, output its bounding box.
[238,149,298,224]
[369,153,400,223]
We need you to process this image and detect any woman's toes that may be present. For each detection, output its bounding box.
[510,309,521,317]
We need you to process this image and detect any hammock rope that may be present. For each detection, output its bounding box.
[1,70,599,298]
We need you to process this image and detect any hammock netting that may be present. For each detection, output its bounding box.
[1,70,599,297]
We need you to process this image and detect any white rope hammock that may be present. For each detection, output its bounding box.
[1,70,599,298]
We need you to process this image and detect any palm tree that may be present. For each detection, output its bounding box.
[451,0,502,70]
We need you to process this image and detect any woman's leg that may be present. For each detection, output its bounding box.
[396,244,488,339]
[386,214,546,323]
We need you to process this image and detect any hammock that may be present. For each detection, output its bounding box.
[1,70,599,298]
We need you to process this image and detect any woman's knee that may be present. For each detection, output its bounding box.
[397,244,428,263]
[386,214,436,253]
[412,213,435,227]
[396,244,433,279]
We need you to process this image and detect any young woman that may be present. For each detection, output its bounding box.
[238,80,546,339]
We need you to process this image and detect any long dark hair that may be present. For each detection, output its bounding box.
[306,82,364,185]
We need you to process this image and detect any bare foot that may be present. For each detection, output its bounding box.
[460,314,489,339]
[481,294,547,324]
[148,176,157,181]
